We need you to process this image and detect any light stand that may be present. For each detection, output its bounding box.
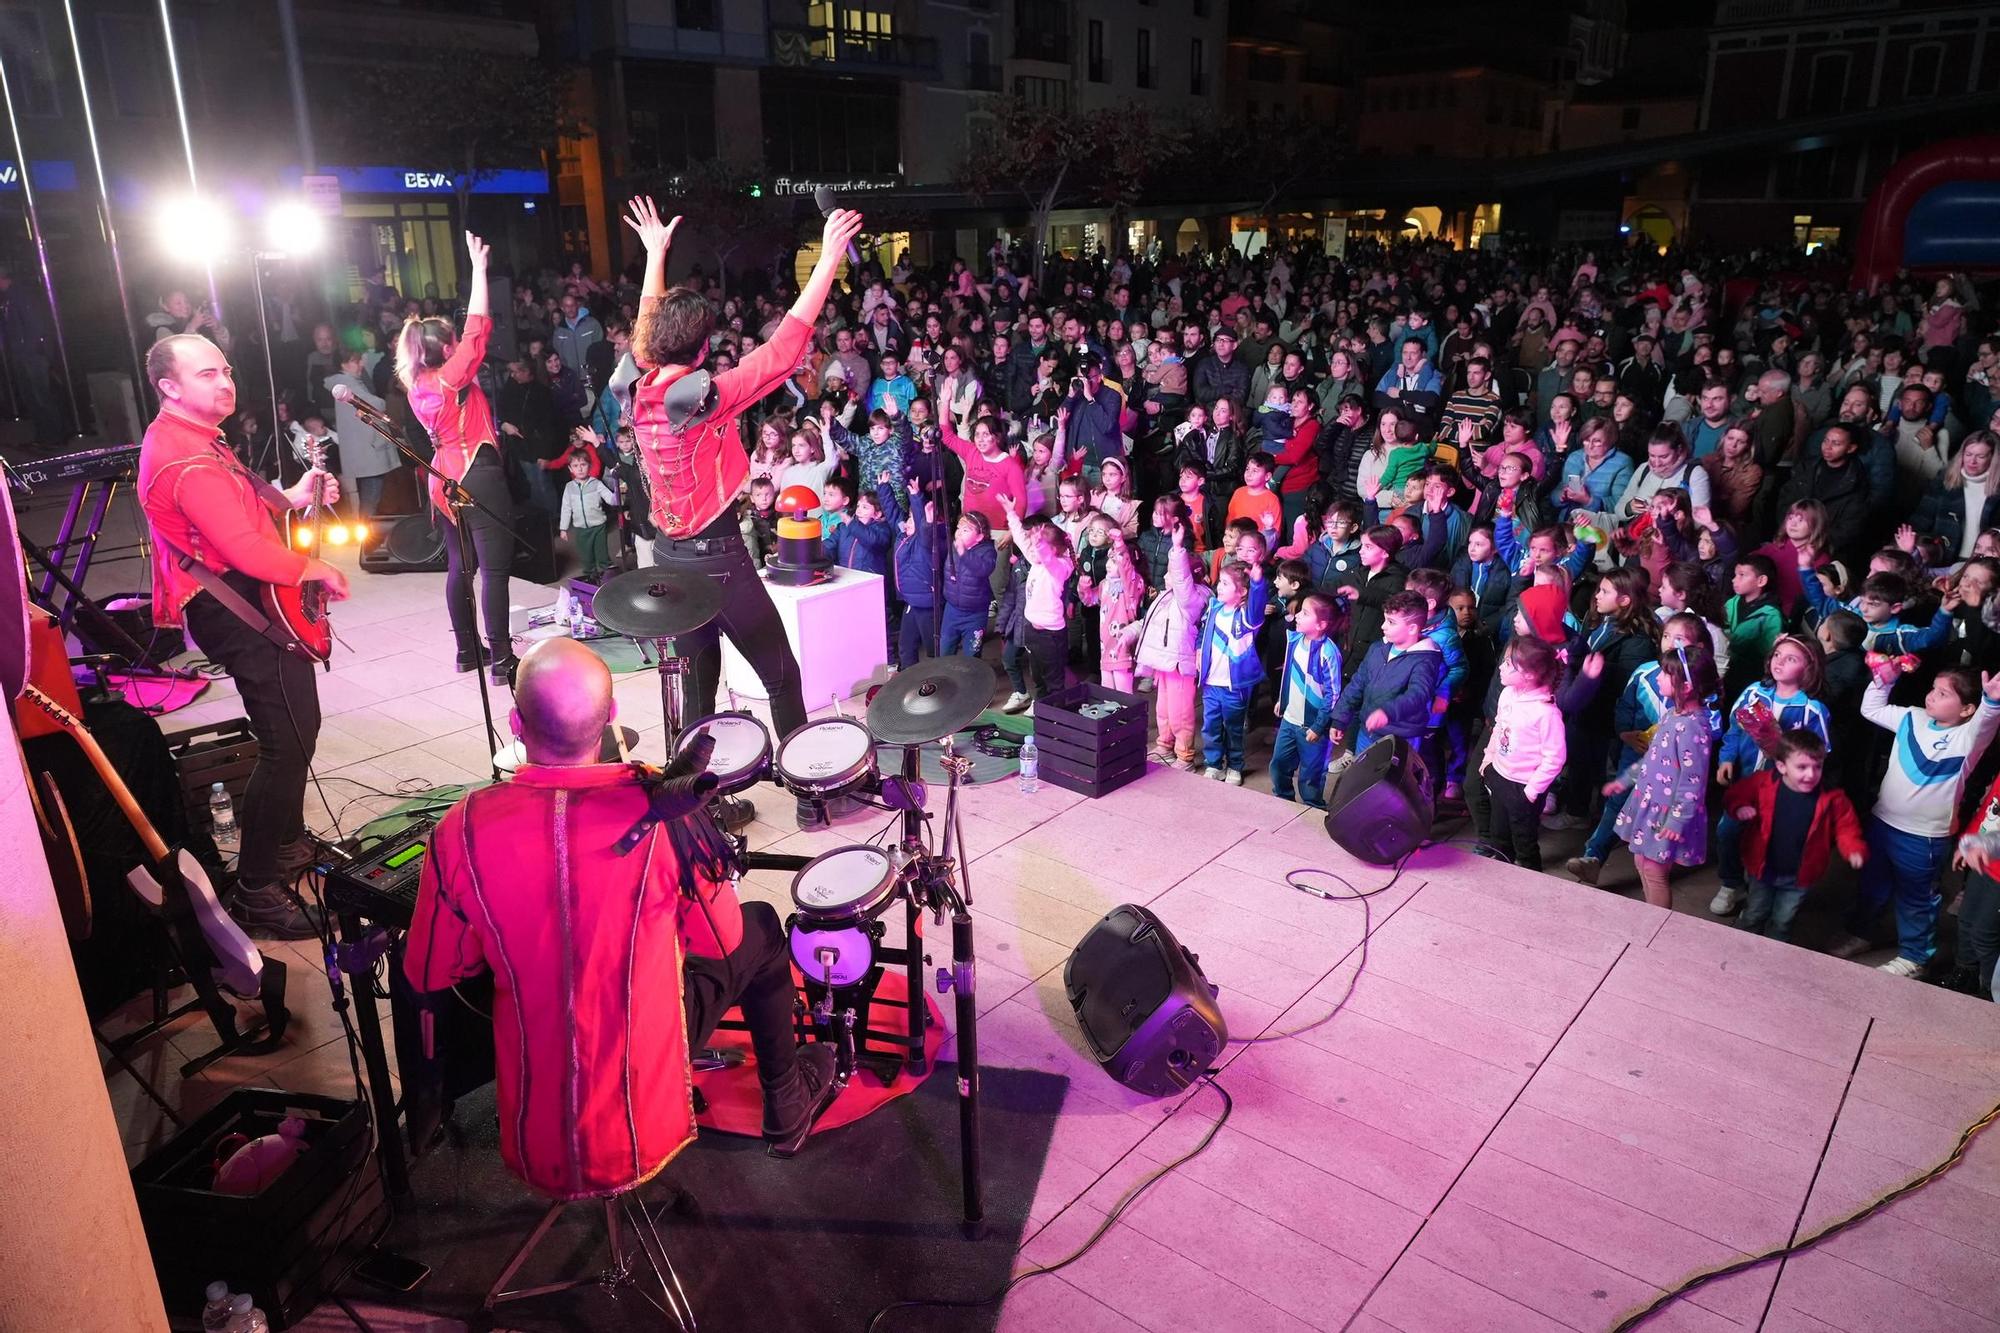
[247,253,288,482]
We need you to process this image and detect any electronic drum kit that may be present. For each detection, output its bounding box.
[592,566,992,1229]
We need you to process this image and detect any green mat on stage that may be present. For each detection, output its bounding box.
[873,708,1032,785]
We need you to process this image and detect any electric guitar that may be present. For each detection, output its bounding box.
[19,684,267,999]
[258,433,334,662]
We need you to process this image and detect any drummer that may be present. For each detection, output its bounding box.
[403,637,842,1179]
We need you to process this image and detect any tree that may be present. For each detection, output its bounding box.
[961,96,1186,284]
[1175,110,1334,255]
[334,53,585,238]
[630,158,799,283]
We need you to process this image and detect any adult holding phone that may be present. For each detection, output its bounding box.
[623,195,865,752]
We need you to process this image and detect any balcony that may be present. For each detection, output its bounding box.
[1014,0,1070,63]
[769,24,940,77]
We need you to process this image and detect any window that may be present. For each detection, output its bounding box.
[763,72,901,175]
[1013,74,1067,110]
[1620,106,1642,131]
[98,14,169,118]
[1087,19,1106,82]
[1806,51,1851,114]
[1190,37,1206,95]
[1013,0,1069,62]
[0,12,58,117]
[627,62,716,172]
[1136,28,1154,89]
[675,0,719,31]
[1904,42,1944,98]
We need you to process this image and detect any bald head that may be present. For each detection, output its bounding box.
[510,638,613,765]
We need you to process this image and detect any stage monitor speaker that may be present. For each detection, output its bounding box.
[513,508,559,584]
[1322,735,1432,865]
[358,513,447,574]
[1064,904,1226,1096]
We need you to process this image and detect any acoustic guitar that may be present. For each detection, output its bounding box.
[258,432,334,662]
[19,684,267,999]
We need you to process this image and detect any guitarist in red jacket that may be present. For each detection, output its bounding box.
[138,333,349,938]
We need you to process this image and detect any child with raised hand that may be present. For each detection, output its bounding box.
[1451,522,1510,634]
[1607,642,1721,909]
[889,475,941,666]
[1269,591,1343,805]
[1798,562,1954,657]
[1139,517,1209,770]
[1479,634,1566,869]
[1843,662,2000,977]
[1724,730,1865,943]
[998,492,1076,703]
[937,507,997,657]
[1081,530,1145,691]
[822,397,908,499]
[1552,565,1658,829]
[1329,590,1444,764]
[1710,634,1834,916]
[1196,555,1272,784]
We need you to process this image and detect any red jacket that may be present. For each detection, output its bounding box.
[406,312,499,515]
[1723,771,1865,887]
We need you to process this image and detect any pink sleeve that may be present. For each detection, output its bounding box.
[439,314,492,391]
[709,314,814,419]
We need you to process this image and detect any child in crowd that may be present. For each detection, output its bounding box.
[1553,565,1657,827]
[1140,520,1209,770]
[1081,531,1145,691]
[1656,560,1730,678]
[1226,451,1285,549]
[1479,634,1567,869]
[1176,463,1211,550]
[1798,565,1954,656]
[1274,559,1311,628]
[1137,494,1189,589]
[1196,556,1272,784]
[1338,524,1409,661]
[741,476,780,566]
[993,522,1036,714]
[1024,432,1062,516]
[1723,731,1866,942]
[1447,586,1496,798]
[1451,522,1510,633]
[1845,662,2000,976]
[826,477,897,655]
[889,476,940,667]
[1000,493,1076,704]
[1710,634,1834,915]
[818,477,853,544]
[1608,643,1720,908]
[1256,382,1295,452]
[1329,591,1443,760]
[1053,477,1090,552]
[822,400,908,497]
[1092,456,1141,539]
[558,449,618,582]
[938,509,997,657]
[1406,567,1467,794]
[1815,609,1870,720]
[1271,592,1343,806]
[1305,498,1365,594]
[1722,553,1784,702]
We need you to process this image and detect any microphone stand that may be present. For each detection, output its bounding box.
[337,390,530,782]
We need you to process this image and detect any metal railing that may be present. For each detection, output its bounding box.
[769,24,940,74]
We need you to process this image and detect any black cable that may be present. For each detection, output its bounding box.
[862,1074,1234,1332]
[1227,847,1410,1046]
[1611,1095,2000,1330]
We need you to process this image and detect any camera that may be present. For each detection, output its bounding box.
[1070,376,1086,395]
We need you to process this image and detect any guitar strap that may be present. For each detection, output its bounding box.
[155,532,300,654]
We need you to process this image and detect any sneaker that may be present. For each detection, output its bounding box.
[1541,812,1585,831]
[1708,885,1746,916]
[765,1043,842,1158]
[1203,766,1225,781]
[1147,745,1173,766]
[1877,956,1923,979]
[1325,749,1359,778]
[1827,933,1874,960]
[710,794,755,833]
[1224,769,1244,786]
[1171,755,1196,772]
[229,882,324,941]
[1441,781,1463,802]
[1001,690,1032,714]
[1565,856,1602,885]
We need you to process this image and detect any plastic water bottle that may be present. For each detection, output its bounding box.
[208,783,237,850]
[200,1282,235,1332]
[570,601,587,639]
[224,1293,270,1333]
[1018,735,1039,794]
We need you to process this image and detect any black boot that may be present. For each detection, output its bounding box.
[228,881,325,941]
[764,1043,841,1158]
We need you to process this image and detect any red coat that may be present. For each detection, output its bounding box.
[405,763,743,1199]
[406,313,499,516]
[1723,771,1865,888]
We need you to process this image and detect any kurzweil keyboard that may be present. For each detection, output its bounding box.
[6,443,142,493]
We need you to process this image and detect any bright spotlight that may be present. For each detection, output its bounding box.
[264,199,325,257]
[155,194,236,266]
[351,521,370,543]
[324,523,350,546]
[293,527,316,550]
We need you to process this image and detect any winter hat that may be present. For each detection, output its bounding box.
[1518,584,1570,645]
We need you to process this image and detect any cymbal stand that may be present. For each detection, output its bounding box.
[654,636,688,752]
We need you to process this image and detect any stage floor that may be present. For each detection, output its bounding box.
[91,552,2000,1333]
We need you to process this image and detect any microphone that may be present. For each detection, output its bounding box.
[813,185,863,268]
[329,382,392,427]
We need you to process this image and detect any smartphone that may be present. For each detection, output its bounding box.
[354,1246,431,1293]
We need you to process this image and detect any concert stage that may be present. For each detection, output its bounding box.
[106,558,2000,1332]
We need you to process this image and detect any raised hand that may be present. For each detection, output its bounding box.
[1984,670,2000,703]
[465,232,491,271]
[820,208,865,266]
[621,196,681,254]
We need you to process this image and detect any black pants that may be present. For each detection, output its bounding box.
[1959,870,2000,995]
[441,452,517,662]
[653,514,808,738]
[1465,722,1494,839]
[184,576,319,888]
[683,902,807,1123]
[1484,771,1544,870]
[898,601,938,668]
[1023,623,1068,698]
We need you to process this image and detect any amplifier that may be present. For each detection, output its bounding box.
[324,817,438,928]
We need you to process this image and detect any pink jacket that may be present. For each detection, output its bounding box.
[1486,684,1566,801]
[1135,543,1210,677]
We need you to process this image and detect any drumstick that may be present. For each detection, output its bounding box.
[612,722,630,763]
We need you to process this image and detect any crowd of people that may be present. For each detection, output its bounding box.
[183,223,2000,998]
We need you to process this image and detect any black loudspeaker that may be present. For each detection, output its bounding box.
[1323,735,1432,865]
[1064,904,1227,1096]
[512,508,559,584]
[358,512,447,574]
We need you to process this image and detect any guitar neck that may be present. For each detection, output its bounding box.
[20,686,171,862]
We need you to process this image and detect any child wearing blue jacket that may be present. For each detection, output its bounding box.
[1196,556,1272,784]
[1451,524,1510,633]
[885,476,940,667]
[1329,591,1444,760]
[1707,633,1835,917]
[1797,564,1953,656]
[1271,592,1343,806]
[940,510,998,656]
[825,478,897,658]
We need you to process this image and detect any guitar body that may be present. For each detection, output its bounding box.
[259,580,333,662]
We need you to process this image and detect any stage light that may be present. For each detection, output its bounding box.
[293,527,316,550]
[351,521,370,543]
[324,523,350,546]
[154,193,235,266]
[263,198,325,257]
